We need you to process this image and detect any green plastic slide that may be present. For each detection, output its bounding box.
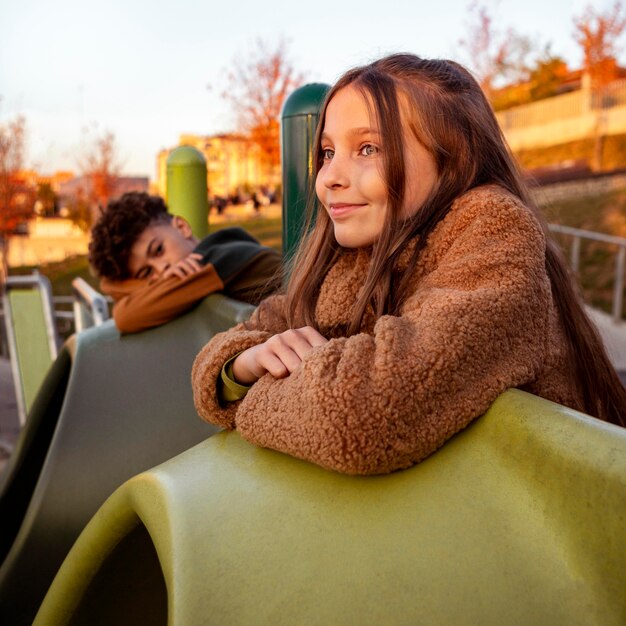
[0,295,254,625]
[2,274,60,425]
[35,390,626,626]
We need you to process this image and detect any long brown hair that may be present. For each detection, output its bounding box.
[283,53,626,427]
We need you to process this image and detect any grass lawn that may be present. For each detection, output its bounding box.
[538,188,626,316]
[208,216,282,252]
[10,255,99,296]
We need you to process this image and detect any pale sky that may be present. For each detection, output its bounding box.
[1,0,600,180]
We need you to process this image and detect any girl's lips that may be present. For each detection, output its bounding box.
[328,203,367,218]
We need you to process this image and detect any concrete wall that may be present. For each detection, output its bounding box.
[496,80,626,152]
[7,218,89,268]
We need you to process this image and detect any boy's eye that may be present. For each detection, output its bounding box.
[155,243,163,256]
[321,148,334,160]
[359,144,379,156]
[137,266,152,280]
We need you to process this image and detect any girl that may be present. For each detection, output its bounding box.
[192,53,626,475]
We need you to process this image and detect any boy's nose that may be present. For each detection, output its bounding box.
[152,259,170,276]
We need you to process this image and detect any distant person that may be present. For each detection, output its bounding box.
[252,192,262,214]
[88,192,281,334]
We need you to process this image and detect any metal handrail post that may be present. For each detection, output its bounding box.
[570,236,581,275]
[2,287,26,425]
[71,278,109,331]
[613,246,626,323]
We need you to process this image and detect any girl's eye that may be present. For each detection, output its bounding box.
[155,243,163,256]
[321,148,334,160]
[359,144,379,157]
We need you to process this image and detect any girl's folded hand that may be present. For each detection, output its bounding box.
[232,327,328,385]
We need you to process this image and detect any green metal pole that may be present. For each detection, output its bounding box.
[166,146,208,238]
[280,83,330,260]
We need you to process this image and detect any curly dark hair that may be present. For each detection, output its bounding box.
[88,192,172,281]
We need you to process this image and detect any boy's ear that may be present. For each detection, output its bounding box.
[172,216,194,239]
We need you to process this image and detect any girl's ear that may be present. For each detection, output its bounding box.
[172,215,194,239]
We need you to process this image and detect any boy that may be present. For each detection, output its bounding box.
[88,192,282,334]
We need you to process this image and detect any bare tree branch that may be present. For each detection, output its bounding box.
[574,1,626,88]
[0,115,35,268]
[78,130,121,227]
[220,38,306,170]
[459,1,536,97]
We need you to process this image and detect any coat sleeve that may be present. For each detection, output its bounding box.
[192,294,290,428]
[228,194,552,475]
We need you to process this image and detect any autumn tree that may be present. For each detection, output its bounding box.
[82,130,121,208]
[75,130,121,229]
[36,182,58,217]
[0,115,35,269]
[459,1,536,99]
[574,1,626,88]
[528,48,570,101]
[220,38,306,173]
[574,2,626,170]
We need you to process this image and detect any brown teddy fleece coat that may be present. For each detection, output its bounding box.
[192,185,583,475]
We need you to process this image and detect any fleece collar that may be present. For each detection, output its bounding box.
[314,236,420,335]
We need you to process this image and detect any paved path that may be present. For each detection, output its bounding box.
[586,307,626,373]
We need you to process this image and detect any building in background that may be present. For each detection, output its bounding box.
[58,175,150,208]
[156,133,277,203]
[17,170,75,195]
[6,174,149,268]
[58,175,149,225]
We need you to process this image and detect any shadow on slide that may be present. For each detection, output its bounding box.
[35,390,626,626]
[0,294,253,625]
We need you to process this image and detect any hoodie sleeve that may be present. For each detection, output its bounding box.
[101,247,281,335]
[101,264,225,334]
[197,191,552,475]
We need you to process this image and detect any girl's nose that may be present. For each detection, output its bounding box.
[322,154,350,189]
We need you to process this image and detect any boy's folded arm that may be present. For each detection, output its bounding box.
[101,264,224,334]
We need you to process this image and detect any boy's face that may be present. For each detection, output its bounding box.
[127,216,197,282]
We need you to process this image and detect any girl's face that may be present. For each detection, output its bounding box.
[316,85,438,248]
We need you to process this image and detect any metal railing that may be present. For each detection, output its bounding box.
[549,224,626,322]
[0,280,111,359]
[71,277,110,332]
